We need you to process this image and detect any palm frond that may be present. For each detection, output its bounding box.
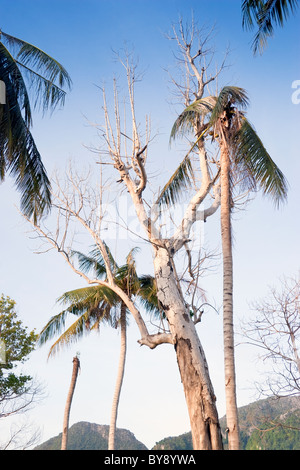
[164,92,240,210]
[209,86,249,127]
[38,311,69,347]
[1,31,72,111]
[39,284,119,353]
[39,241,161,356]
[71,243,118,278]
[0,42,32,126]
[242,0,264,30]
[116,266,139,296]
[242,0,299,54]
[16,61,69,113]
[170,96,215,142]
[126,246,140,265]
[96,242,118,272]
[0,60,51,221]
[57,285,118,311]
[71,250,108,279]
[46,311,90,358]
[89,243,118,274]
[137,275,160,314]
[234,117,288,205]
[124,247,140,286]
[156,154,194,208]
[0,30,72,221]
[158,96,214,212]
[136,275,164,322]
[13,131,51,221]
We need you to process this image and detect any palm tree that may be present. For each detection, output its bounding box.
[0,30,71,221]
[38,245,161,450]
[242,0,299,54]
[160,85,288,449]
[61,355,80,450]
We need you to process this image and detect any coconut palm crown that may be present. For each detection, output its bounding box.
[0,30,72,221]
[38,245,160,357]
[158,85,288,209]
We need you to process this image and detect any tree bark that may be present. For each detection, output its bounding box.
[99,67,224,449]
[61,356,80,450]
[153,245,223,450]
[108,302,127,450]
[220,142,240,450]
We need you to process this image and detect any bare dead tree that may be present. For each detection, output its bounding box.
[241,273,300,398]
[0,420,42,450]
[0,378,45,450]
[88,49,224,448]
[23,165,172,350]
[165,17,228,106]
[22,25,228,448]
[0,376,45,420]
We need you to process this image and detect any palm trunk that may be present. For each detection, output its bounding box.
[61,355,80,450]
[153,246,223,450]
[220,142,240,450]
[108,302,127,450]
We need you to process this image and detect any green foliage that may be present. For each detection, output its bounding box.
[156,155,195,209]
[169,96,216,141]
[34,422,148,450]
[208,86,249,127]
[0,294,37,400]
[246,414,300,450]
[242,0,299,54]
[0,30,71,221]
[159,85,287,211]
[38,245,161,357]
[153,432,193,450]
[153,396,300,450]
[234,118,288,206]
[34,397,299,450]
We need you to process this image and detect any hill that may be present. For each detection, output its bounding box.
[35,396,300,450]
[237,395,300,450]
[153,395,300,450]
[34,422,148,450]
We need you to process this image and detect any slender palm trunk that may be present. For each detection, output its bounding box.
[220,142,240,450]
[153,246,223,450]
[108,302,127,450]
[61,355,80,450]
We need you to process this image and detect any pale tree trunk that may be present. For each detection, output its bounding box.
[61,356,80,450]
[91,63,223,450]
[108,302,127,450]
[220,143,240,450]
[116,145,223,448]
[153,245,223,450]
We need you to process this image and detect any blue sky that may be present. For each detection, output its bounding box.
[0,0,299,449]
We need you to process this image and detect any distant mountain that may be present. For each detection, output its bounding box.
[153,396,300,450]
[34,422,148,450]
[236,395,300,450]
[35,396,300,450]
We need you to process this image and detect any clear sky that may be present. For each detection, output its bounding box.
[0,0,299,450]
